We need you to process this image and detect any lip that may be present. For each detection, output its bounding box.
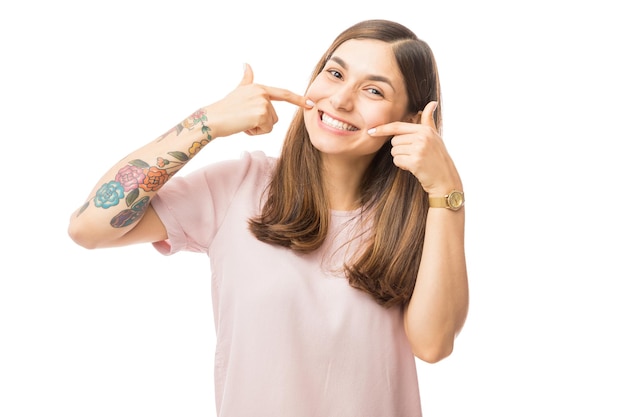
[317,110,360,133]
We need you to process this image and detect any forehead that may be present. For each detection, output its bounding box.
[330,39,403,83]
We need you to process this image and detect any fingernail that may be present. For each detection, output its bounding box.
[367,128,376,135]
[306,99,315,107]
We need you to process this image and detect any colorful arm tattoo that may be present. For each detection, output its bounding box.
[76,109,212,228]
[156,109,213,143]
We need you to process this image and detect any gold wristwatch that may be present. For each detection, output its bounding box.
[429,190,465,211]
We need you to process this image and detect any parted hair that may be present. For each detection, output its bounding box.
[248,19,442,308]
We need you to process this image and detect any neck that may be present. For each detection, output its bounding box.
[321,154,373,211]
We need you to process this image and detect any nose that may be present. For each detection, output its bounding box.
[329,85,354,112]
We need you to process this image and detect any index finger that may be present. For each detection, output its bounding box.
[264,86,313,108]
[367,121,422,137]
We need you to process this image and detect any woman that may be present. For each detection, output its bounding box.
[69,19,468,417]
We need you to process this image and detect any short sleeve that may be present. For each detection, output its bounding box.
[150,151,270,255]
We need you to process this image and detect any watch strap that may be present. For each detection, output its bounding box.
[428,196,449,208]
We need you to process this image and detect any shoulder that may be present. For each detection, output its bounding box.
[179,150,275,184]
[206,150,274,175]
[243,150,276,175]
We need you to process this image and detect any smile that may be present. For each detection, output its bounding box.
[320,112,358,131]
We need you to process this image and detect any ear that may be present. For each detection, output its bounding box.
[404,110,422,124]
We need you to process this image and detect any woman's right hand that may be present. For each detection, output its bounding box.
[204,63,313,138]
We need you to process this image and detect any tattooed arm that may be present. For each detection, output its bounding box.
[68,64,312,249]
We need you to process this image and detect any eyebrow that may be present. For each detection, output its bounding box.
[329,56,397,92]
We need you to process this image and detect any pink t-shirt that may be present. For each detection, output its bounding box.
[151,151,422,417]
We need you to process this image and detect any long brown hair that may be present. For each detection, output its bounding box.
[249,19,442,308]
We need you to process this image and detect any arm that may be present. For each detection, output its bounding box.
[403,204,468,363]
[369,101,469,363]
[68,64,312,249]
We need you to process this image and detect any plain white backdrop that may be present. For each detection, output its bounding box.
[1,0,624,416]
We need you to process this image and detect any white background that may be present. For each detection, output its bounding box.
[1,0,624,416]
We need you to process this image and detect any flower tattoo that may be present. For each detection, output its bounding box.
[76,109,212,227]
[156,109,213,143]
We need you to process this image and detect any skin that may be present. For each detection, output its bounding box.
[68,39,468,363]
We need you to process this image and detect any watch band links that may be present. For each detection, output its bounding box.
[428,196,450,208]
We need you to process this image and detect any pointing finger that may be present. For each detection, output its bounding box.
[264,85,314,109]
[367,101,439,137]
[237,63,313,109]
[367,121,420,137]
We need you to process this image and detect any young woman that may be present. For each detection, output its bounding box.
[69,19,468,417]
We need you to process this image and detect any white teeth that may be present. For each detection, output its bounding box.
[321,113,358,131]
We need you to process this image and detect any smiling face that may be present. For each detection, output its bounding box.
[304,38,413,163]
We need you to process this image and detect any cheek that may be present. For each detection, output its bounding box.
[305,76,329,102]
[361,108,395,130]
[363,105,410,130]
[303,107,318,131]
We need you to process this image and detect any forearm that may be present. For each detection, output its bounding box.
[68,108,217,248]
[69,65,311,249]
[404,207,469,363]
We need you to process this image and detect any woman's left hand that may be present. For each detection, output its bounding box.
[367,101,462,195]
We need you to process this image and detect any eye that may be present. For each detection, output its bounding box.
[366,87,384,98]
[327,69,343,79]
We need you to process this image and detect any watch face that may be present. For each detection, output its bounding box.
[448,191,464,210]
